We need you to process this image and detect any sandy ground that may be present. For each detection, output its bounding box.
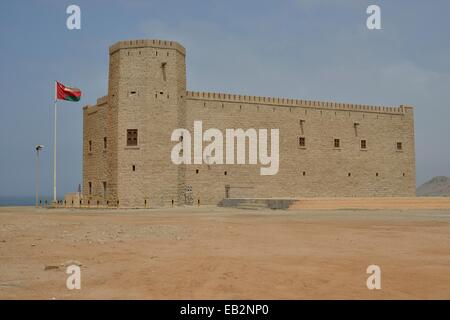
[1,206,449,299]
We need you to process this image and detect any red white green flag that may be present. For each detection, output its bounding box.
[56,81,81,102]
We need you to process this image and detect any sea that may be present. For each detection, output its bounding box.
[0,196,54,206]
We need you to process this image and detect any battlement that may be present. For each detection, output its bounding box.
[96,95,108,106]
[186,91,410,115]
[82,96,107,113]
[109,39,186,56]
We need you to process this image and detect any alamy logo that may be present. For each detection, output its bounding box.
[366,265,381,290]
[366,5,381,30]
[66,5,81,30]
[66,265,81,290]
[171,121,279,175]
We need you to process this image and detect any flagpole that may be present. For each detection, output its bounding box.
[53,81,57,203]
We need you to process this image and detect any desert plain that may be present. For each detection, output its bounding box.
[1,205,449,299]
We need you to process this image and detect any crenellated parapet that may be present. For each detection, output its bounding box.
[82,96,108,115]
[186,91,410,115]
[109,39,186,56]
[96,96,108,106]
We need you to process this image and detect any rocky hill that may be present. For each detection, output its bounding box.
[417,176,450,196]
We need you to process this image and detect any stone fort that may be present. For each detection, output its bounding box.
[83,39,415,207]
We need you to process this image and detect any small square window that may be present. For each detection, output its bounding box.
[132,165,136,172]
[127,129,138,146]
[334,139,340,148]
[397,142,402,150]
[224,171,227,176]
[196,169,199,174]
[299,137,306,147]
[360,140,367,149]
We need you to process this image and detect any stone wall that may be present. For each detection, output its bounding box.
[183,95,415,205]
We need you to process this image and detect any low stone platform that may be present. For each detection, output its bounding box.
[220,198,297,210]
[289,197,450,210]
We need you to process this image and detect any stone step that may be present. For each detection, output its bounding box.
[220,198,296,210]
[235,203,268,210]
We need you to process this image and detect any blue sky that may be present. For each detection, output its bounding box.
[1,0,449,198]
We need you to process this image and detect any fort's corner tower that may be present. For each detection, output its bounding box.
[84,40,187,207]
